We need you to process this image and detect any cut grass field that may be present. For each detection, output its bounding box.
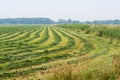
[0,24,120,80]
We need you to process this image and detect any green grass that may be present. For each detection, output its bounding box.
[0,24,120,80]
[57,24,120,39]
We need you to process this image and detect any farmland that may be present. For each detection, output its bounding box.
[0,24,120,80]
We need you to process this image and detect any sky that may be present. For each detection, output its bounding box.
[0,0,120,21]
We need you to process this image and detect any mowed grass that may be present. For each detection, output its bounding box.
[0,24,120,80]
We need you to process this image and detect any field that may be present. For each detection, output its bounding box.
[0,24,120,80]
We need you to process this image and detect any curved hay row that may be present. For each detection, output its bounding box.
[0,27,56,55]
[55,27,83,53]
[2,27,48,54]
[0,32,20,41]
[0,29,32,42]
[59,27,105,52]
[0,30,35,51]
[10,28,39,42]
[11,26,72,57]
[0,34,9,38]
[0,26,74,69]
[0,27,62,64]
[0,26,85,78]
[27,27,62,51]
[0,27,70,64]
[0,26,84,73]
[0,25,118,80]
[28,27,48,44]
[0,27,42,50]
[57,27,112,66]
[0,26,89,79]
[23,27,43,42]
[33,27,55,47]
[0,28,42,52]
[33,27,61,50]
[0,26,34,41]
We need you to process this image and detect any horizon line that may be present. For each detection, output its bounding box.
[0,17,119,22]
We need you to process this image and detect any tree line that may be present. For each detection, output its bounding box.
[0,18,120,24]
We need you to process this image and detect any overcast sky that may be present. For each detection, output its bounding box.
[0,0,120,21]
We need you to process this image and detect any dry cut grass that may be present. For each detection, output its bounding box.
[46,55,120,80]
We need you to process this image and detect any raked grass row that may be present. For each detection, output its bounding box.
[0,24,120,80]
